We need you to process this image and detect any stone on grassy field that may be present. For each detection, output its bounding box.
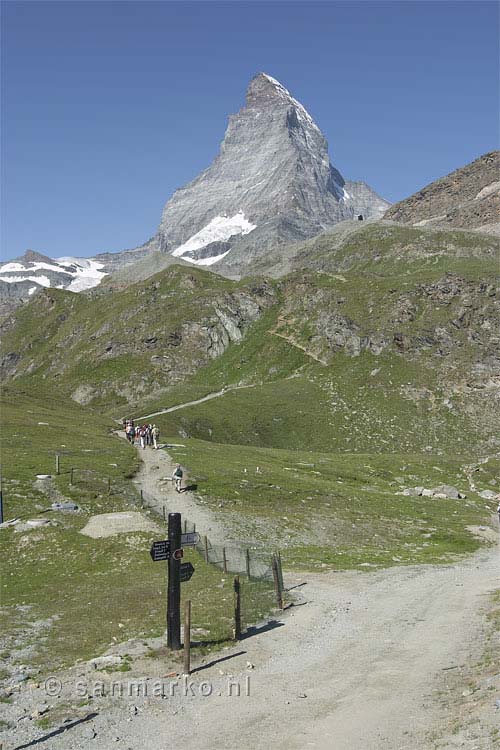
[51,501,79,512]
[89,655,122,670]
[431,485,462,499]
[479,489,497,500]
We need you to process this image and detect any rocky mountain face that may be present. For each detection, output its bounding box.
[156,73,389,273]
[384,151,500,234]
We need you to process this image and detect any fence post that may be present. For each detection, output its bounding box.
[233,576,241,640]
[55,454,60,476]
[222,547,228,574]
[163,505,166,521]
[183,600,191,675]
[193,522,196,533]
[277,551,284,594]
[107,477,111,495]
[140,489,144,508]
[245,548,251,579]
[70,467,74,485]
[204,535,209,563]
[272,555,283,610]
[183,519,187,533]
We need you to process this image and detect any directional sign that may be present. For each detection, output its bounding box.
[150,540,170,561]
[180,562,195,583]
[181,532,200,547]
[173,548,184,560]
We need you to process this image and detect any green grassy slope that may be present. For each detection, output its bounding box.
[163,437,499,569]
[0,387,273,677]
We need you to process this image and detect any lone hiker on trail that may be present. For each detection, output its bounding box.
[152,424,160,450]
[172,464,183,493]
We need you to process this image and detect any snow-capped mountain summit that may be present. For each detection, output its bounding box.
[156,72,389,271]
[1,72,390,314]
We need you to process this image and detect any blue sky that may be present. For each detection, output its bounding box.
[1,0,498,260]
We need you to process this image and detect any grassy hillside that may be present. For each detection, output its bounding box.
[1,222,498,455]
[162,437,500,569]
[0,386,272,680]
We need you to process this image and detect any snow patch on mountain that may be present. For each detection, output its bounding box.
[58,258,108,291]
[0,274,52,287]
[0,257,107,293]
[172,212,257,265]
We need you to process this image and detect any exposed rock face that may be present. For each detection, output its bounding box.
[384,151,500,234]
[156,73,389,271]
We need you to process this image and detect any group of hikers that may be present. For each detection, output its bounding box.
[123,419,185,491]
[123,419,160,450]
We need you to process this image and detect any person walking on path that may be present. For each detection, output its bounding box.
[152,424,160,450]
[172,464,183,493]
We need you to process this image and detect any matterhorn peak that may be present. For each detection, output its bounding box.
[246,73,320,131]
[246,72,293,103]
[155,73,389,271]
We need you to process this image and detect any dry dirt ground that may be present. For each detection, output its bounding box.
[2,444,499,750]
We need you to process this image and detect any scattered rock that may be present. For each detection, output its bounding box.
[431,485,461,499]
[11,673,28,684]
[479,489,497,500]
[51,501,79,512]
[89,655,122,670]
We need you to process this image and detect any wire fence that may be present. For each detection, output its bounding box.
[139,488,284,634]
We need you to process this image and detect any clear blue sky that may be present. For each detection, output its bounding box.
[1,0,498,260]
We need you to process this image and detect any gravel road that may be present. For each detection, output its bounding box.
[4,444,498,750]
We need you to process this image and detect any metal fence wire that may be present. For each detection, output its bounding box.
[139,488,282,632]
[140,489,274,580]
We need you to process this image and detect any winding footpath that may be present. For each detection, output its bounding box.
[132,383,258,422]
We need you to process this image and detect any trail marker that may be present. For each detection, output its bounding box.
[173,548,184,560]
[150,540,170,561]
[181,532,200,547]
[180,562,195,583]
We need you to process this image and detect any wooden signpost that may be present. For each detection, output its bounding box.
[150,513,196,651]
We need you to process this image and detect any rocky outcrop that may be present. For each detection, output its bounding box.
[384,151,500,233]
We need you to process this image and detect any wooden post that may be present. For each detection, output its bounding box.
[70,467,74,485]
[272,555,283,610]
[193,522,196,533]
[55,454,60,475]
[203,535,209,563]
[167,512,182,650]
[245,548,251,579]
[183,519,187,533]
[183,600,191,675]
[140,489,144,508]
[277,551,284,593]
[107,477,111,495]
[233,575,241,640]
[162,505,166,521]
[222,547,228,574]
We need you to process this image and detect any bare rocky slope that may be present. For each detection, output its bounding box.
[384,150,500,234]
[155,72,389,272]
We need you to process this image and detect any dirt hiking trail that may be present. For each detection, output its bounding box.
[4,441,498,750]
[131,437,227,545]
[123,442,499,750]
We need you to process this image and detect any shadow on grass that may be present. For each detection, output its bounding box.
[13,712,98,749]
